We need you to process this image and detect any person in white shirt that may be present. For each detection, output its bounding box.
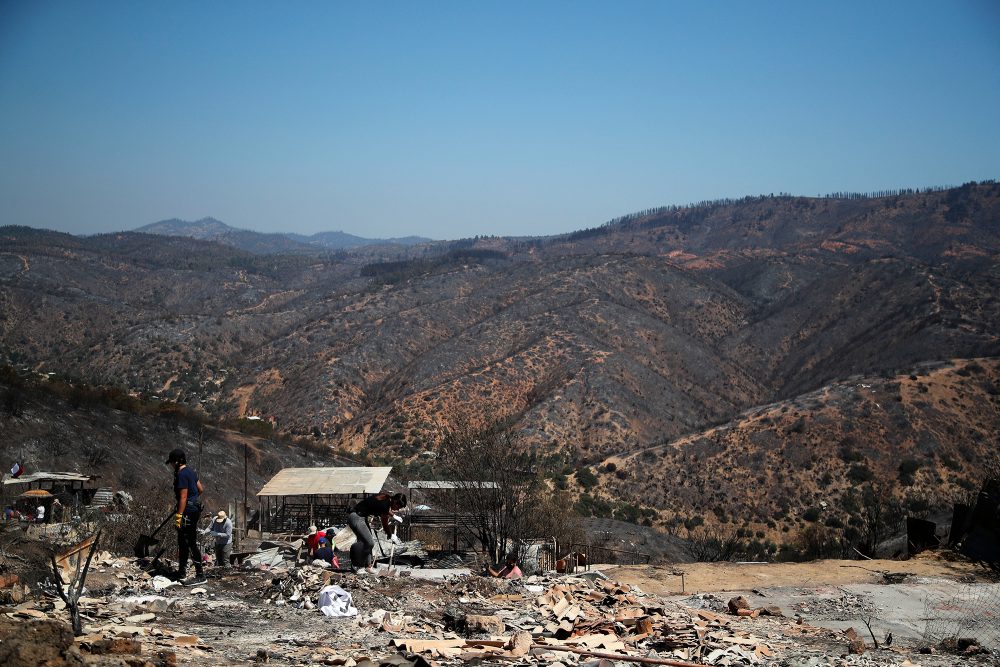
[36,504,45,523]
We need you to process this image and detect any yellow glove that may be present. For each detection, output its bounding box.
[174,513,183,529]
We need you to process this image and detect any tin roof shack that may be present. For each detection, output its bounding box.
[257,467,392,536]
[3,472,100,512]
[406,480,499,552]
[15,489,53,522]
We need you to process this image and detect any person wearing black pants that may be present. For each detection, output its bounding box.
[166,448,206,585]
[347,492,406,572]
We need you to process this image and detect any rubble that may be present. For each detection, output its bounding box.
[0,535,992,667]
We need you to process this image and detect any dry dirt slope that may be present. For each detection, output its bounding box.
[0,384,335,517]
[597,358,1000,537]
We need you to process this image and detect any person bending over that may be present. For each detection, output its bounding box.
[487,553,523,579]
[346,492,406,572]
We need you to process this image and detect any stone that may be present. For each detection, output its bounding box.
[125,612,156,623]
[848,637,866,654]
[508,631,532,657]
[91,638,142,655]
[465,614,505,635]
[0,617,86,667]
[727,596,750,614]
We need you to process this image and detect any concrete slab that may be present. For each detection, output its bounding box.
[671,577,1000,650]
[386,566,471,580]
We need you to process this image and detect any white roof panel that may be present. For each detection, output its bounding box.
[3,472,96,486]
[257,467,392,497]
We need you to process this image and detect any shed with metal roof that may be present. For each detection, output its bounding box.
[256,467,392,535]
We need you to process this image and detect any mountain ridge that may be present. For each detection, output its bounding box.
[135,217,433,253]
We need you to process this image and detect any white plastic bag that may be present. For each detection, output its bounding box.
[317,584,358,617]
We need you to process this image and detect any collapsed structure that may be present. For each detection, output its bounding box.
[2,472,104,522]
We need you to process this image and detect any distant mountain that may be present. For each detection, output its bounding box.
[135,218,432,254]
[137,217,232,237]
[287,231,432,249]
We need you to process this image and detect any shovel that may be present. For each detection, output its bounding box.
[134,512,175,559]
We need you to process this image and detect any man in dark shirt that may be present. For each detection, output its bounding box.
[314,536,336,566]
[347,492,406,572]
[167,448,205,585]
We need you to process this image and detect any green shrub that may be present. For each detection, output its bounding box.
[802,507,822,522]
[847,463,874,483]
[898,457,921,486]
[576,467,598,490]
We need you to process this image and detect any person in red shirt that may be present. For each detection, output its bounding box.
[306,525,320,557]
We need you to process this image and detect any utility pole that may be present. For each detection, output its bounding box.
[243,442,248,533]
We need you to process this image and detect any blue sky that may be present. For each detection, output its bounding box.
[1,1,998,240]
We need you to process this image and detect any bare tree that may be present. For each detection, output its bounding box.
[436,414,538,563]
[524,488,585,553]
[688,525,743,562]
[49,530,102,635]
[859,484,903,557]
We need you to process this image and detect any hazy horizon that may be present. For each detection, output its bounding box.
[2,1,999,240]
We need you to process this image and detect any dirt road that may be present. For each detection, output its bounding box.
[600,551,981,595]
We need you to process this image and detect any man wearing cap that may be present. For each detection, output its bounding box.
[314,536,337,567]
[166,448,206,585]
[208,510,233,567]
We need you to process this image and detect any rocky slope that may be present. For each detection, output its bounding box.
[599,358,1000,537]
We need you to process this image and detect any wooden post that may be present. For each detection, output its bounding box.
[243,442,248,523]
[230,499,238,550]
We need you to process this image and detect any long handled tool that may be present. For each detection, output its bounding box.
[134,512,175,559]
[369,517,387,558]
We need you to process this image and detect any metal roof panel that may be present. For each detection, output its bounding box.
[256,467,392,497]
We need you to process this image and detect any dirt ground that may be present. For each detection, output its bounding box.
[600,551,983,595]
[602,551,1000,657]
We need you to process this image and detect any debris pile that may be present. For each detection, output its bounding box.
[2,534,989,666]
[393,574,783,666]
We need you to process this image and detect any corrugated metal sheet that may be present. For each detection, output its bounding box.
[408,480,499,490]
[257,467,392,497]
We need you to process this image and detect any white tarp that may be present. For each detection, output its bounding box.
[318,584,357,617]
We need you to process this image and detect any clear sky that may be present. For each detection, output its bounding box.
[1,1,998,240]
